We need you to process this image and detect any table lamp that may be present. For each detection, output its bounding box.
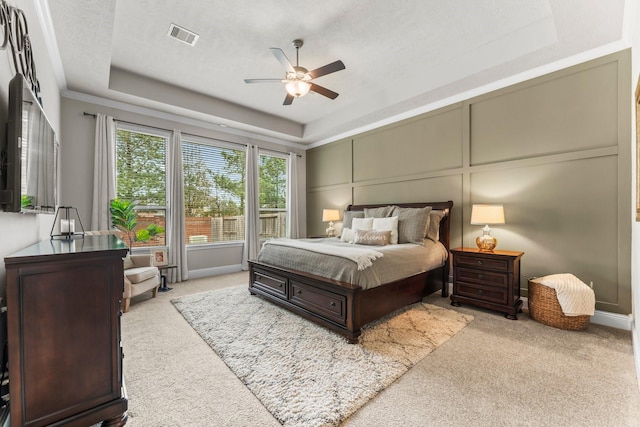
[322,209,340,237]
[470,204,505,252]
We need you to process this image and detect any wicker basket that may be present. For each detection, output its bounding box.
[527,279,590,330]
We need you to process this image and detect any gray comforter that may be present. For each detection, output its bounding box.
[256,237,447,290]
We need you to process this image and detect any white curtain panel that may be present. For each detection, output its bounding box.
[286,152,299,239]
[242,145,260,270]
[169,129,188,282]
[90,114,116,230]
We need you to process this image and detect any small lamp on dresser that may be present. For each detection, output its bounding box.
[322,209,340,237]
[470,204,505,252]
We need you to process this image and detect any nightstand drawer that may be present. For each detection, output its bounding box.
[450,247,524,319]
[456,282,507,304]
[455,267,508,288]
[455,254,510,272]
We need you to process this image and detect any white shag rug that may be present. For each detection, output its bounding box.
[172,286,473,427]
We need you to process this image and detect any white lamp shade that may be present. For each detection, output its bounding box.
[322,209,340,222]
[470,204,505,225]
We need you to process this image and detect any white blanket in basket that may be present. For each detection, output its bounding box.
[534,273,595,316]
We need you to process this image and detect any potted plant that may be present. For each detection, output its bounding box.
[110,199,165,247]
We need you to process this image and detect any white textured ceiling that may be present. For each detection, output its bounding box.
[48,0,629,146]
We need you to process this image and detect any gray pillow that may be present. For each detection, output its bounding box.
[342,210,365,229]
[364,206,394,218]
[392,206,432,244]
[426,210,446,242]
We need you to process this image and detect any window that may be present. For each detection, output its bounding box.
[259,152,287,239]
[116,126,291,248]
[115,125,168,248]
[182,136,246,245]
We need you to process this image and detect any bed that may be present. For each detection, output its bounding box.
[248,201,453,343]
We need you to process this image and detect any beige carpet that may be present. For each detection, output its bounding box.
[120,272,640,426]
[171,286,473,427]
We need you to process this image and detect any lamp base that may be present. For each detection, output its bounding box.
[476,235,497,252]
[476,225,497,252]
[326,221,336,237]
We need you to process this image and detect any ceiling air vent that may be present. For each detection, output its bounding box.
[167,23,199,47]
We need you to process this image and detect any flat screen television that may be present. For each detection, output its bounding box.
[0,73,58,213]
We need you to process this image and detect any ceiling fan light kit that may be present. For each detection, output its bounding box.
[285,80,311,97]
[244,39,345,105]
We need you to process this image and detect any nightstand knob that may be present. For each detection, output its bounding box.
[478,289,484,295]
[296,289,302,294]
[477,260,483,265]
[478,274,484,280]
[330,302,336,307]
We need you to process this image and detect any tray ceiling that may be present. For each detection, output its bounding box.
[48,0,630,146]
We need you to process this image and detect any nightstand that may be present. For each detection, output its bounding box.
[450,247,524,319]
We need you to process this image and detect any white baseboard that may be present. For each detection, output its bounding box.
[444,282,632,331]
[188,264,243,280]
[521,297,632,331]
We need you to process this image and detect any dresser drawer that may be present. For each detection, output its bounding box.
[455,267,509,288]
[290,280,346,325]
[252,269,287,299]
[455,254,510,272]
[456,282,507,304]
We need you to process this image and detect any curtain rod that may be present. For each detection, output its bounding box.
[83,112,302,157]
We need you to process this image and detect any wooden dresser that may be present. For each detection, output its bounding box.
[450,247,524,319]
[4,235,129,427]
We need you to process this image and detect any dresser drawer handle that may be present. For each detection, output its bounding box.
[477,260,483,265]
[330,301,336,307]
[477,289,484,295]
[478,274,484,280]
[296,289,301,294]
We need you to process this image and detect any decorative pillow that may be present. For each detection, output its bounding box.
[392,206,432,244]
[340,227,357,243]
[342,210,365,229]
[372,216,399,244]
[364,206,394,218]
[354,229,391,246]
[351,217,374,231]
[426,210,445,242]
[123,255,135,270]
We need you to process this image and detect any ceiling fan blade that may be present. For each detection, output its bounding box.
[310,83,339,100]
[270,48,295,74]
[309,60,345,79]
[244,78,283,84]
[283,93,295,105]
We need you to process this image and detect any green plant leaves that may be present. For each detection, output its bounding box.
[110,198,165,246]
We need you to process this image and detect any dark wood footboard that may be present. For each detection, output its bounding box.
[249,260,446,343]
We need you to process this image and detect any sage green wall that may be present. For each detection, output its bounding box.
[307,50,632,315]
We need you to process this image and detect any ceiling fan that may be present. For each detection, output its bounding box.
[244,39,346,105]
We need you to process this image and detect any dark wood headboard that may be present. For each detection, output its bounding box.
[346,201,453,252]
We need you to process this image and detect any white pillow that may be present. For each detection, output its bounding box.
[372,216,399,244]
[351,217,374,231]
[340,227,356,243]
